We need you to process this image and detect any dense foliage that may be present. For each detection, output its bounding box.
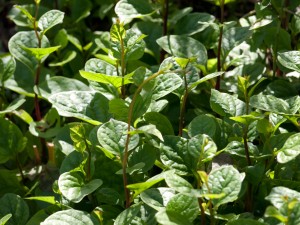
[1,0,300,224]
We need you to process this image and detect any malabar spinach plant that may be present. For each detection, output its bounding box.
[0,0,300,225]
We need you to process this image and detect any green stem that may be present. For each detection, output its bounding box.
[178,66,189,137]
[123,70,164,208]
[120,35,126,99]
[16,154,25,184]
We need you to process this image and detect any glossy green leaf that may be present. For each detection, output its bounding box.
[0,193,29,225]
[210,89,246,116]
[114,203,142,225]
[160,136,189,175]
[157,35,207,65]
[203,165,245,208]
[188,114,218,138]
[49,50,77,67]
[25,196,56,205]
[8,31,50,70]
[188,72,224,91]
[0,214,12,225]
[115,0,154,23]
[85,58,117,75]
[49,91,111,125]
[144,112,174,135]
[70,123,94,153]
[97,119,139,157]
[0,55,16,84]
[0,98,26,114]
[141,188,175,211]
[222,26,252,59]
[38,10,64,34]
[277,133,300,163]
[36,76,90,99]
[110,23,126,42]
[21,45,60,61]
[223,141,259,158]
[278,51,300,73]
[265,186,300,208]
[175,12,215,35]
[109,99,129,121]
[155,209,193,225]
[79,70,133,88]
[58,171,102,203]
[250,93,295,114]
[0,118,27,164]
[149,72,182,100]
[166,193,198,223]
[41,209,98,225]
[264,206,287,223]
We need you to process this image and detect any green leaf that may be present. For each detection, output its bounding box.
[8,31,50,70]
[222,26,252,59]
[223,141,259,158]
[0,98,26,115]
[188,114,218,138]
[60,150,87,174]
[226,219,267,225]
[157,35,207,65]
[58,171,102,203]
[174,12,215,35]
[70,123,94,153]
[203,165,245,208]
[97,119,139,157]
[155,209,193,225]
[115,0,154,23]
[166,193,199,223]
[36,76,90,99]
[0,214,12,225]
[49,50,77,67]
[141,188,176,210]
[21,45,61,61]
[265,186,300,208]
[110,23,126,42]
[85,58,117,75]
[277,133,300,163]
[264,206,287,223]
[160,136,189,175]
[0,55,16,84]
[210,89,246,116]
[49,91,111,125]
[41,209,98,225]
[109,99,129,121]
[14,5,34,25]
[151,73,183,100]
[250,93,294,114]
[114,203,142,225]
[144,112,174,135]
[0,118,27,164]
[278,51,300,73]
[38,10,64,34]
[205,0,238,6]
[0,193,29,225]
[25,196,56,205]
[188,72,224,91]
[80,70,133,88]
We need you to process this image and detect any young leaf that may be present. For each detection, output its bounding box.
[265,186,300,209]
[0,214,12,225]
[8,31,50,70]
[38,10,64,34]
[0,193,29,225]
[49,91,111,125]
[58,171,102,203]
[21,46,61,61]
[97,119,139,157]
[41,209,98,225]
[277,133,300,163]
[157,35,207,65]
[110,23,126,42]
[203,165,245,208]
[70,123,94,153]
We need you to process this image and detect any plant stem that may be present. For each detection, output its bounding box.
[123,70,164,208]
[160,0,169,62]
[16,154,25,184]
[216,0,224,90]
[178,67,189,137]
[120,33,126,99]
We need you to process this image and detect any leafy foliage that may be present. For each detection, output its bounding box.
[1,0,300,224]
